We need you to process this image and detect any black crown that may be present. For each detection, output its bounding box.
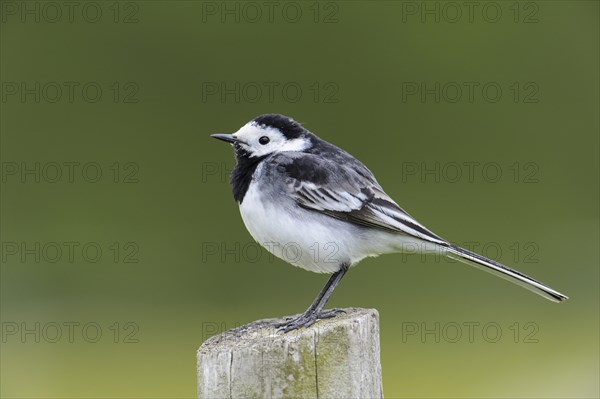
[252,114,306,139]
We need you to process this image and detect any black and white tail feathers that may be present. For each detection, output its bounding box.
[446,244,568,302]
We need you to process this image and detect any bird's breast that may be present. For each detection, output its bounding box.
[238,180,396,273]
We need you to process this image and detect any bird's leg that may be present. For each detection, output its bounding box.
[276,264,349,332]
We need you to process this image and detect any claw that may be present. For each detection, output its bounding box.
[275,314,317,332]
[275,308,344,333]
[317,308,346,319]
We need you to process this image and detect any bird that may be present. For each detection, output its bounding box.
[210,114,568,332]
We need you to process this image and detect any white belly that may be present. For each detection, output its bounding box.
[239,182,440,273]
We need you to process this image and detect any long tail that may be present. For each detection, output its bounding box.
[446,244,568,303]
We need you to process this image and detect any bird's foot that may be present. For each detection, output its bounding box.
[275,308,346,333]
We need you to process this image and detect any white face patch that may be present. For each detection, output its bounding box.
[232,122,310,157]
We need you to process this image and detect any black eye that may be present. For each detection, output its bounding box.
[259,136,270,145]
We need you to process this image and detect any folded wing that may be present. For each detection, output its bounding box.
[279,153,447,245]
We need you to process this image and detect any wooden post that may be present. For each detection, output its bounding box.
[197,307,383,399]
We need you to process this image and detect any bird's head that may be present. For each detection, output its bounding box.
[211,114,312,158]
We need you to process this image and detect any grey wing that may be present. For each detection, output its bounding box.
[278,153,447,245]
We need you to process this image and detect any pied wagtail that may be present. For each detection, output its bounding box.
[211,114,568,332]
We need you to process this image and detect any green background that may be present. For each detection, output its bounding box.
[1,1,598,398]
